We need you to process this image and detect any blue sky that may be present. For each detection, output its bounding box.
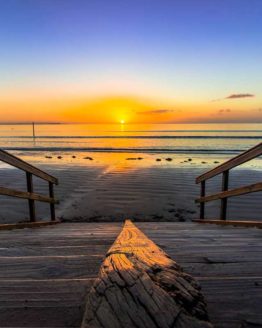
[0,0,262,122]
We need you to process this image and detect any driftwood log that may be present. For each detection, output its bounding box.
[81,220,213,328]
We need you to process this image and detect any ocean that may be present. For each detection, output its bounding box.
[1,123,262,154]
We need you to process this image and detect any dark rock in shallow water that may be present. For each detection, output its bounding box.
[45,156,53,159]
[57,156,62,159]
[84,156,93,160]
[165,158,172,161]
[72,155,76,158]
[214,161,220,164]
[126,157,138,160]
[188,158,192,161]
[186,209,196,214]
[151,215,164,220]
[137,157,143,160]
[156,158,162,161]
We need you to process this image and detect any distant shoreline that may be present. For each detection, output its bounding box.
[0,122,62,125]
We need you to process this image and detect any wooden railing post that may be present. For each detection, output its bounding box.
[0,149,59,226]
[220,170,229,220]
[200,181,206,219]
[26,172,36,222]
[49,182,56,221]
[195,143,262,226]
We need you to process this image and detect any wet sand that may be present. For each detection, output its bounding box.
[0,151,261,224]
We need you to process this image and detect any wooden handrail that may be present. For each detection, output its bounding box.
[196,182,262,203]
[196,143,262,183]
[0,149,58,223]
[195,143,262,223]
[0,149,58,184]
[0,187,59,204]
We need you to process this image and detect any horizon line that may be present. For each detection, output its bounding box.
[0,121,262,125]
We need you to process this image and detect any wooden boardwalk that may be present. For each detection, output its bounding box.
[0,223,121,327]
[137,222,262,328]
[0,222,261,327]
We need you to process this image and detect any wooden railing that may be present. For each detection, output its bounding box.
[0,149,59,224]
[195,143,262,226]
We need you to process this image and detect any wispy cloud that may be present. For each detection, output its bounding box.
[218,109,231,114]
[136,109,175,115]
[225,93,254,99]
[212,93,255,102]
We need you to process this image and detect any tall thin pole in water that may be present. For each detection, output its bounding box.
[32,122,35,139]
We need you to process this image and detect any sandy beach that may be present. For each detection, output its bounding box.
[0,151,261,224]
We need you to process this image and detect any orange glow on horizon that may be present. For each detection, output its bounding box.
[0,94,261,124]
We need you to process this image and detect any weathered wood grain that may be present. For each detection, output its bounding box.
[82,220,213,328]
[137,222,262,328]
[192,219,262,228]
[1,221,260,327]
[0,222,122,327]
[0,220,60,231]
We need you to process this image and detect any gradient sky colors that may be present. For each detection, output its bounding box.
[0,0,262,123]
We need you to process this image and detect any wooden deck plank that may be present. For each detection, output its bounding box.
[137,222,262,328]
[0,220,60,231]
[0,221,261,327]
[192,219,262,228]
[0,222,121,327]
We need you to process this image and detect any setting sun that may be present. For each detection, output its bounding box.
[120,120,125,124]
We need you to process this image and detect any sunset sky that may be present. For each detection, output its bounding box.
[0,0,262,123]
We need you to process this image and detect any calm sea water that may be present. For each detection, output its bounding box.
[0,123,262,154]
